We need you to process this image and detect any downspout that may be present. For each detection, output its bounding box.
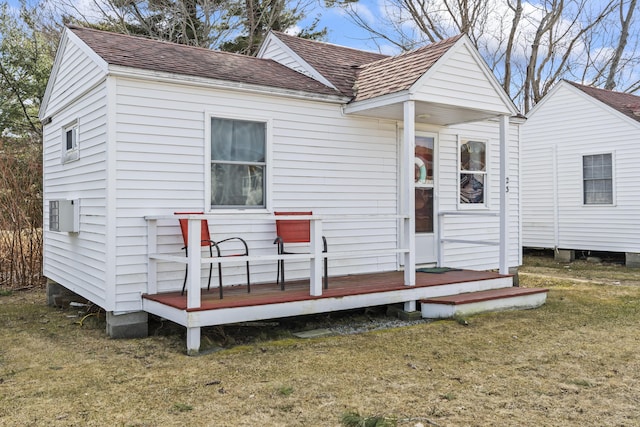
[552,144,559,250]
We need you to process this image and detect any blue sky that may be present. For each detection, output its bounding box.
[7,0,379,51]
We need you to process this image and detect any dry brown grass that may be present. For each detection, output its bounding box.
[1,253,640,426]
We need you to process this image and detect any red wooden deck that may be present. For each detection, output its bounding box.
[143,269,509,312]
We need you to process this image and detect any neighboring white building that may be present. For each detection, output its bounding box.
[521,80,640,266]
[40,26,527,352]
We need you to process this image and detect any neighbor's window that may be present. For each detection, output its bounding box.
[459,138,487,206]
[583,153,613,204]
[61,121,79,163]
[211,117,266,208]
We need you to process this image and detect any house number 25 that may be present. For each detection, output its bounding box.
[505,177,509,193]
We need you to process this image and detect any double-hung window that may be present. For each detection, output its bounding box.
[210,117,266,208]
[583,153,613,205]
[459,138,487,207]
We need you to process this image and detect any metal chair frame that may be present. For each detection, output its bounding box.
[273,211,328,290]
[176,212,250,299]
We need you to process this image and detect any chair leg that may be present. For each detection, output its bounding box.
[324,257,328,290]
[280,259,285,291]
[181,247,189,295]
[246,262,251,293]
[181,265,188,295]
[218,263,223,299]
[206,246,213,292]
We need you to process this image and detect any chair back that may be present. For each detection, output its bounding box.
[275,211,312,243]
[175,212,211,247]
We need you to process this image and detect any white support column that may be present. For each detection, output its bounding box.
[147,219,157,295]
[403,101,416,286]
[187,217,202,309]
[309,217,323,296]
[499,115,509,275]
[186,325,200,356]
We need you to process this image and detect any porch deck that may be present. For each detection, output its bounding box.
[142,269,512,354]
[142,269,509,311]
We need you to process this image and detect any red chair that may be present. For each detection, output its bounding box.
[274,211,327,290]
[175,212,250,299]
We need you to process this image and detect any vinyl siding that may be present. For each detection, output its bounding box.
[522,83,640,253]
[414,43,510,114]
[43,83,109,306]
[436,120,521,270]
[113,77,399,306]
[45,38,104,117]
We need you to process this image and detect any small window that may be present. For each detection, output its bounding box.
[62,121,79,163]
[210,117,266,208]
[49,200,60,231]
[459,138,487,206]
[583,153,613,204]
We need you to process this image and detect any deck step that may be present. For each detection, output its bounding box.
[420,287,548,319]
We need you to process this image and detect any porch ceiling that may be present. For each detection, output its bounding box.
[346,100,505,126]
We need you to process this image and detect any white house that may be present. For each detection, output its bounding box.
[40,26,543,354]
[521,80,640,266]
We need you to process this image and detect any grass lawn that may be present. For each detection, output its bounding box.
[1,253,640,426]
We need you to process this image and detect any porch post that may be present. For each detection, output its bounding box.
[499,115,509,275]
[309,217,323,296]
[187,217,202,309]
[403,100,416,287]
[147,219,157,295]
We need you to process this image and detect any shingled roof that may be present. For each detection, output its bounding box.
[567,80,640,123]
[270,31,388,97]
[67,26,342,98]
[352,35,463,102]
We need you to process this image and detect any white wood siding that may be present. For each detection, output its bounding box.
[43,82,109,307]
[45,39,105,118]
[113,78,399,309]
[259,39,311,77]
[414,44,510,114]
[435,120,521,270]
[522,83,640,253]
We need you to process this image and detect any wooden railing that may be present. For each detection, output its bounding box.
[145,213,410,309]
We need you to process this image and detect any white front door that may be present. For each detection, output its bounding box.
[414,133,437,264]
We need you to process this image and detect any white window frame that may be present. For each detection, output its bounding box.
[61,120,79,164]
[457,136,489,209]
[204,111,272,212]
[581,151,615,206]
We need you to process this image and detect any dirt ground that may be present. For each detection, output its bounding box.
[1,252,640,426]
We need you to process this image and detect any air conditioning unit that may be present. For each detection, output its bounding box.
[49,199,79,233]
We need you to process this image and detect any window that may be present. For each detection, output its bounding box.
[583,153,613,204]
[49,200,60,231]
[210,117,266,208]
[459,138,487,206]
[62,121,79,163]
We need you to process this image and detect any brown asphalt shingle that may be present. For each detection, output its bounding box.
[566,80,640,123]
[352,35,463,102]
[68,26,342,98]
[270,31,388,97]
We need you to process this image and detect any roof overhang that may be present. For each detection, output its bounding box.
[108,65,350,104]
[344,93,512,126]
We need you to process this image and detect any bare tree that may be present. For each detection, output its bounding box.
[332,0,631,111]
[605,0,637,90]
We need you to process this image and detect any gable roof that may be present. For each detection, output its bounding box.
[565,80,640,124]
[66,26,342,98]
[268,31,388,97]
[353,35,463,102]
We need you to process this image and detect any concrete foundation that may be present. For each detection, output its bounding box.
[106,311,149,339]
[386,304,423,321]
[46,279,87,308]
[509,266,519,287]
[626,252,640,268]
[554,249,575,263]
